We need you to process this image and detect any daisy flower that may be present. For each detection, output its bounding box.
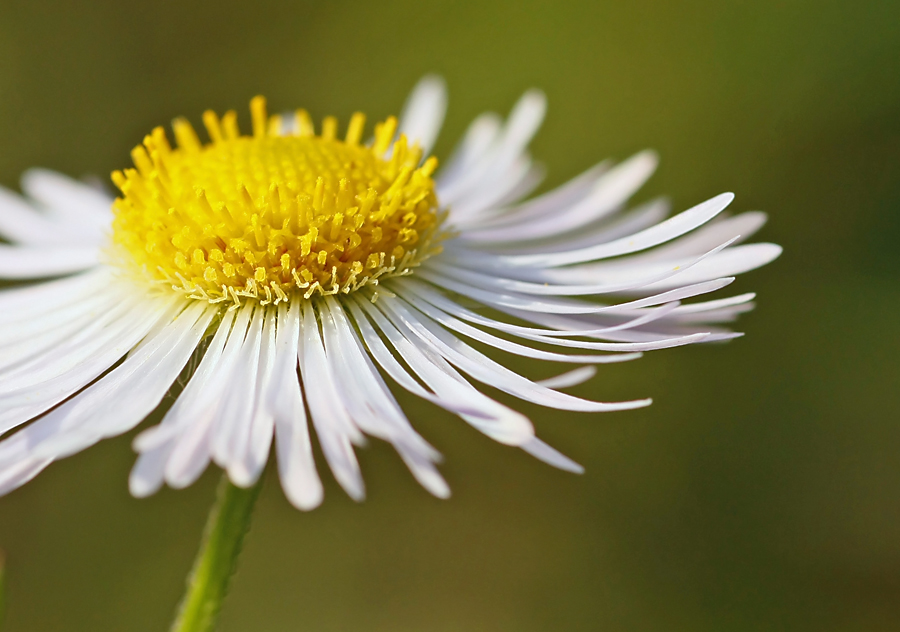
[0,76,780,509]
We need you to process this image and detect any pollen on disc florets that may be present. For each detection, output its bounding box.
[109,96,445,306]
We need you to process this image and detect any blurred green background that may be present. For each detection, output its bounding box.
[1,0,899,630]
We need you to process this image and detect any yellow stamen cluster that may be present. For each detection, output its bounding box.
[110,96,444,305]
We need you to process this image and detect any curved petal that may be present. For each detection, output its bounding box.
[398,75,447,158]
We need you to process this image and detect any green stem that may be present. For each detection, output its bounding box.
[170,473,264,632]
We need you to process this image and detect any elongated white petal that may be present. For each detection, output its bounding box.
[492,305,733,345]
[461,150,657,242]
[420,267,734,314]
[270,301,323,510]
[0,457,54,497]
[375,295,651,412]
[479,197,670,255]
[165,306,252,489]
[233,309,278,488]
[0,187,91,246]
[0,296,169,390]
[0,268,110,319]
[344,299,496,420]
[320,299,449,498]
[625,243,782,292]
[485,162,546,211]
[633,211,769,261]
[437,113,502,189]
[20,168,113,228]
[535,367,597,389]
[519,437,584,473]
[464,192,735,269]
[669,293,756,315]
[398,74,447,157]
[431,236,738,295]
[395,278,679,339]
[26,302,214,460]
[448,155,538,220]
[463,160,611,229]
[0,297,180,435]
[299,301,366,501]
[0,292,122,370]
[441,90,546,212]
[0,244,99,278]
[0,303,213,496]
[390,284,641,364]
[350,295,535,446]
[202,303,280,490]
[323,299,439,456]
[130,309,239,497]
[135,308,238,455]
[211,304,266,478]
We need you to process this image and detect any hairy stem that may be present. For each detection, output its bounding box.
[170,473,263,632]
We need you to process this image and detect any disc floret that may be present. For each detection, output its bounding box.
[110,97,444,305]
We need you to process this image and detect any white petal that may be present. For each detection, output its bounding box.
[431,235,738,295]
[475,197,670,255]
[633,211,769,261]
[623,243,782,293]
[165,307,252,489]
[669,292,756,315]
[211,304,266,478]
[428,295,710,351]
[535,367,597,389]
[463,160,612,229]
[440,90,546,211]
[322,298,439,458]
[344,299,494,420]
[0,296,179,435]
[299,301,366,501]
[0,268,110,320]
[230,308,278,488]
[436,113,502,189]
[374,295,651,413]
[447,154,538,221]
[0,295,167,389]
[669,303,755,324]
[395,277,680,339]
[0,457,53,497]
[468,192,735,269]
[519,437,584,473]
[0,302,214,496]
[484,162,546,211]
[0,187,92,246]
[20,168,113,228]
[0,292,119,370]
[133,308,238,454]
[350,295,535,445]
[0,244,99,278]
[27,302,214,460]
[389,283,641,364]
[493,303,733,345]
[398,75,447,157]
[320,298,448,498]
[270,301,323,510]
[460,150,658,242]
[418,267,734,314]
[128,444,172,498]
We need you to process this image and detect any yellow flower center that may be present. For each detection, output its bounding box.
[110,97,444,305]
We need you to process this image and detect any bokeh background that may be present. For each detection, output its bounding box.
[0,0,899,630]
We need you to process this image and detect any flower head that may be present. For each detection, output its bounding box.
[111,99,444,304]
[0,77,780,509]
